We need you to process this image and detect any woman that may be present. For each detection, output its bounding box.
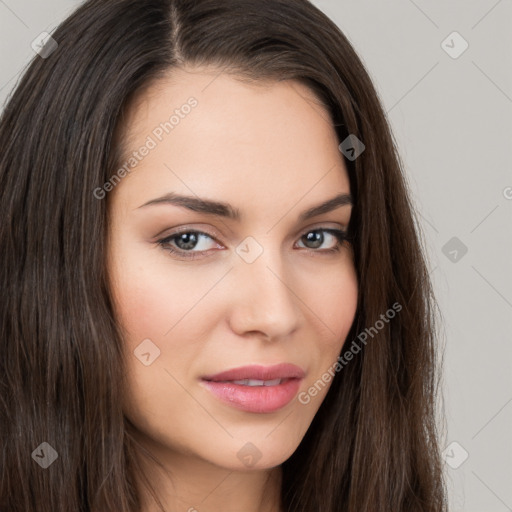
[0,0,447,511]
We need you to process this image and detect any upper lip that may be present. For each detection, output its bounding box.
[202,363,305,382]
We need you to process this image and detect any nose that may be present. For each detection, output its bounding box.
[227,244,301,341]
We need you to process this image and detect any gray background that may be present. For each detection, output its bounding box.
[1,1,511,510]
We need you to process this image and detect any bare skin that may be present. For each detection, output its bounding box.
[107,66,358,512]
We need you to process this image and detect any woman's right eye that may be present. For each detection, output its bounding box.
[157,230,222,260]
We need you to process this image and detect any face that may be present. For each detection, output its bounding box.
[107,66,358,472]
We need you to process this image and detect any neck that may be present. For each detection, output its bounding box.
[131,435,283,512]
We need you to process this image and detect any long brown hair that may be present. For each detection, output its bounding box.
[0,0,447,510]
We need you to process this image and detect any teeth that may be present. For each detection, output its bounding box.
[232,378,282,386]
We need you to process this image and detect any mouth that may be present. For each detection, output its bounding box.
[200,364,305,413]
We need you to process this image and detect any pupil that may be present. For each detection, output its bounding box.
[304,231,323,249]
[176,233,198,250]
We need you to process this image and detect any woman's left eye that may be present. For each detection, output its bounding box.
[157,228,348,260]
[296,229,347,252]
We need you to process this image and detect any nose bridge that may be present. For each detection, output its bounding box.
[229,236,300,337]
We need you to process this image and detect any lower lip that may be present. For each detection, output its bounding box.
[200,378,302,413]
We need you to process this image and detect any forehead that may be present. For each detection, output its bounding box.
[110,66,351,217]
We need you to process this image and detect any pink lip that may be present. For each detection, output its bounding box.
[200,364,305,413]
[201,363,305,382]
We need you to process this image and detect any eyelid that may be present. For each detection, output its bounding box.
[294,221,349,237]
[153,223,222,240]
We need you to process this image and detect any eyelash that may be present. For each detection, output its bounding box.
[156,227,349,260]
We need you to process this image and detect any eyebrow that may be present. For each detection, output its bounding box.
[137,191,353,222]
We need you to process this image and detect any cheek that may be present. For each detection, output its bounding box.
[113,259,217,440]
[111,249,213,345]
[299,257,358,398]
[114,272,169,343]
[308,255,358,350]
[110,246,225,396]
